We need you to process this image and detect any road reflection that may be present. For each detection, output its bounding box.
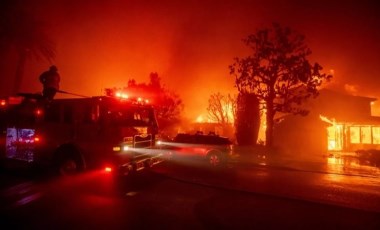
[2,151,380,216]
[326,154,380,178]
[323,154,380,205]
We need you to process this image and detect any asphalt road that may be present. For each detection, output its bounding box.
[1,155,380,229]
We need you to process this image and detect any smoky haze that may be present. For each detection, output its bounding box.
[1,0,380,119]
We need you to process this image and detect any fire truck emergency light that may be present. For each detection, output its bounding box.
[115,92,129,99]
[104,167,112,172]
[111,90,150,105]
[35,109,43,116]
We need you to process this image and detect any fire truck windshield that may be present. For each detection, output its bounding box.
[106,106,156,127]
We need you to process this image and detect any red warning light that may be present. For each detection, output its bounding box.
[34,137,40,142]
[105,167,112,172]
[107,89,150,103]
[0,100,6,106]
[115,91,129,99]
[35,109,43,116]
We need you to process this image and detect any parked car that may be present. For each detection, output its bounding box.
[355,149,380,166]
[158,132,233,166]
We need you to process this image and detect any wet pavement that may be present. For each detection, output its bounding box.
[1,149,380,229]
[233,150,380,178]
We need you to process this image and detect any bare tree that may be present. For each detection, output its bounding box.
[230,24,332,147]
[207,92,236,125]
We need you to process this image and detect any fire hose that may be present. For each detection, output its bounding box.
[57,90,89,98]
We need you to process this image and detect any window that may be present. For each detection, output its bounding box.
[372,127,380,144]
[134,109,151,124]
[349,126,360,144]
[349,126,376,144]
[327,125,343,150]
[360,126,371,144]
[107,108,154,126]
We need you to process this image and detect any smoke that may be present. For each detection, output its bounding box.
[344,84,359,96]
[1,0,380,119]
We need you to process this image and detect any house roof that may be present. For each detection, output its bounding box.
[319,88,377,102]
[332,116,380,125]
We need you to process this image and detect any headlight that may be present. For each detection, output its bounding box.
[113,146,121,152]
[113,145,132,152]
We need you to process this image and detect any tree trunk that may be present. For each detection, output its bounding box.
[265,85,276,147]
[265,103,274,147]
[12,50,27,94]
[235,93,260,146]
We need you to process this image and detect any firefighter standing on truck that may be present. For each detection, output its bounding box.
[39,65,60,101]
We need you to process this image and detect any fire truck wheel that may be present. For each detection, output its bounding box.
[54,147,84,176]
[59,158,80,176]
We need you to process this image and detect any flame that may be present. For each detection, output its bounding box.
[319,114,335,125]
[258,108,267,143]
[196,115,204,123]
[320,114,342,151]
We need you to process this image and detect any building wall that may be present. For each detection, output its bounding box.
[273,115,328,155]
[312,89,374,119]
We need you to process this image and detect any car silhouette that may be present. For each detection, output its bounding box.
[158,132,233,166]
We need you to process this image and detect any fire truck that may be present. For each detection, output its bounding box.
[0,92,165,176]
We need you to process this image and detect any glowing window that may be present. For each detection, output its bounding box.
[327,126,336,150]
[349,127,360,144]
[326,125,343,151]
[372,127,380,144]
[361,126,371,144]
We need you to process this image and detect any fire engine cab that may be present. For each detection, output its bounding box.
[0,93,164,175]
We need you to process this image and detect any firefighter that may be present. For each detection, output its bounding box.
[39,65,60,101]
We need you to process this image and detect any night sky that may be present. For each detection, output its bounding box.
[1,0,380,119]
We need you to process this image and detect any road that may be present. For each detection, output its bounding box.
[1,154,380,229]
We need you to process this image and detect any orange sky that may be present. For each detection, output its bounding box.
[1,0,380,119]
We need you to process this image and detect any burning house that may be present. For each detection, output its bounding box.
[274,89,380,155]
